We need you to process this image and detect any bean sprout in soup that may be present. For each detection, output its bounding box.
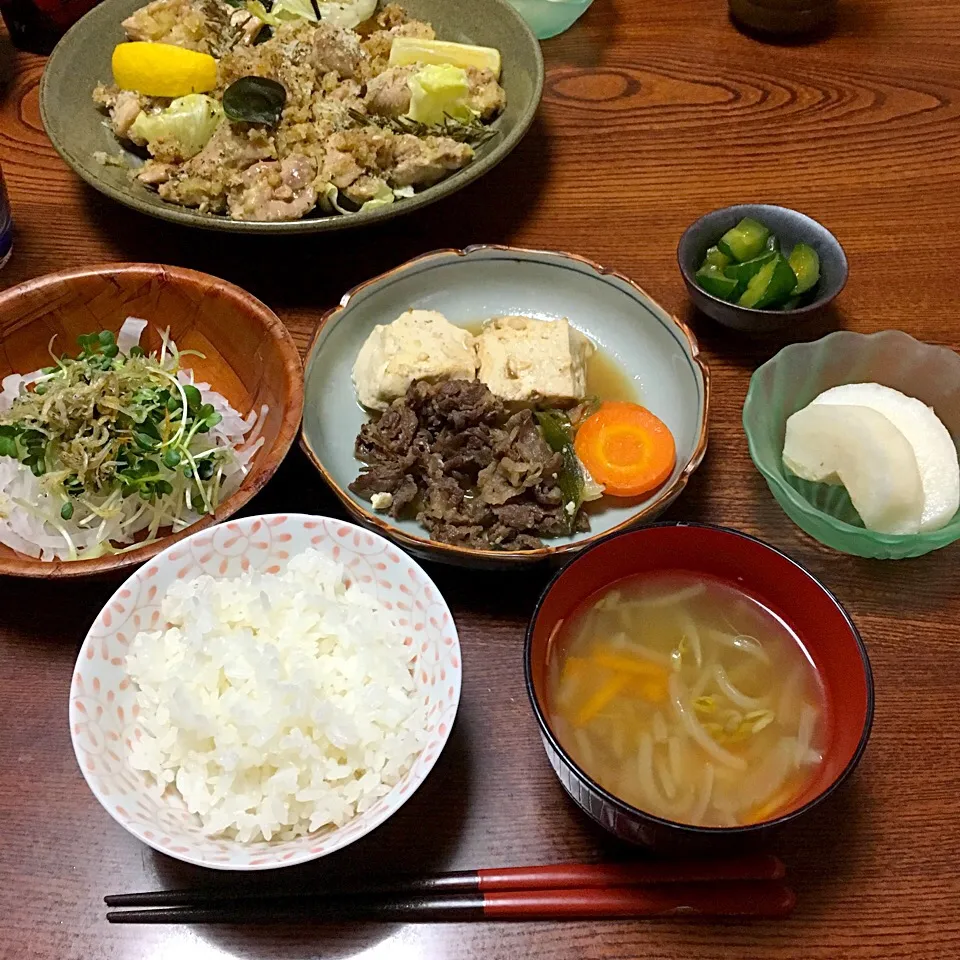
[546,572,827,827]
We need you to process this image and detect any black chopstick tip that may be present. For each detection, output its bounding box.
[105,893,153,907]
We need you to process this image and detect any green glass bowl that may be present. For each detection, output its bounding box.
[743,330,960,559]
[505,0,595,39]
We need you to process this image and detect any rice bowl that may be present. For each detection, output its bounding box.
[71,513,461,870]
[127,548,429,842]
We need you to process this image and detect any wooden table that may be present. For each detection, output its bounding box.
[2,1,960,957]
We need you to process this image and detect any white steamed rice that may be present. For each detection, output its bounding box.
[126,548,428,843]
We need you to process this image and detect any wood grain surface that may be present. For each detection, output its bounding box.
[2,1,959,958]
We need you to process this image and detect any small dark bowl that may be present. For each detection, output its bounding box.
[677,204,848,334]
[729,0,837,37]
[524,522,874,854]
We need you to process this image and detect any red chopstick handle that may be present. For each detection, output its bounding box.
[477,855,785,891]
[482,883,796,920]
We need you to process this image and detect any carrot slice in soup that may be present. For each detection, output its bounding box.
[574,402,677,497]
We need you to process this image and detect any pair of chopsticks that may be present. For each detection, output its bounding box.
[105,854,794,924]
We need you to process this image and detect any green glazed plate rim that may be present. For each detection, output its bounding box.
[39,0,544,235]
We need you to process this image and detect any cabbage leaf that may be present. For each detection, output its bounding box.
[360,181,396,211]
[406,64,475,126]
[268,0,316,21]
[245,0,280,25]
[265,0,376,27]
[129,95,223,160]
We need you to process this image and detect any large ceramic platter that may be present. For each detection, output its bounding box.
[301,246,711,568]
[40,0,543,234]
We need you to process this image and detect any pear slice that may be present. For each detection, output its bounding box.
[811,383,959,533]
[782,404,924,534]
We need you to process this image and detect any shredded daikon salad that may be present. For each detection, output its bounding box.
[127,548,428,842]
[0,318,266,561]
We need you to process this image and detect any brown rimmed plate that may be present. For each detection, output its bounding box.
[300,246,710,569]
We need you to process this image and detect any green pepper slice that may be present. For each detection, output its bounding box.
[535,411,584,533]
[536,410,572,452]
[788,242,820,295]
[696,264,739,301]
[702,245,731,270]
[717,218,771,262]
[737,254,798,309]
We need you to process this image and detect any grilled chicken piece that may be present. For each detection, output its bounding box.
[93,85,159,140]
[320,129,393,188]
[136,161,175,186]
[466,67,506,121]
[312,22,368,80]
[228,155,318,221]
[388,134,473,188]
[109,91,147,139]
[158,124,275,212]
[364,65,416,118]
[121,0,215,51]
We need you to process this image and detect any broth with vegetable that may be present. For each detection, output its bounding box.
[349,309,678,550]
[546,572,827,827]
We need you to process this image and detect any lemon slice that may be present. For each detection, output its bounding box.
[388,37,502,81]
[112,42,218,98]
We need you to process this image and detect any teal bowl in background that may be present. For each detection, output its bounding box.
[743,330,960,559]
[505,0,595,39]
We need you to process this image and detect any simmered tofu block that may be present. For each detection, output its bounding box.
[477,315,593,405]
[352,309,478,410]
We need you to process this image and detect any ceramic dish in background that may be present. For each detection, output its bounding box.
[39,0,544,235]
[525,522,874,854]
[70,513,462,870]
[0,263,303,578]
[506,0,595,39]
[744,330,960,559]
[300,245,710,568]
[677,204,848,334]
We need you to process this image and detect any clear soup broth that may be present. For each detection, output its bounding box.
[546,572,828,827]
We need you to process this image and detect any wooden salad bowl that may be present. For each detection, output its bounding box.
[0,263,303,578]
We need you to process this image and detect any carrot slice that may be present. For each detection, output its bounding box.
[574,402,676,497]
[575,675,630,725]
[592,651,667,682]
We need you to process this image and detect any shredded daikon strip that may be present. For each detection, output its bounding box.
[0,320,266,561]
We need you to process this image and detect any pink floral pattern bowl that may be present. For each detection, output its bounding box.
[69,513,462,871]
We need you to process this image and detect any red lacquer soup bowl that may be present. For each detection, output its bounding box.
[524,522,874,854]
